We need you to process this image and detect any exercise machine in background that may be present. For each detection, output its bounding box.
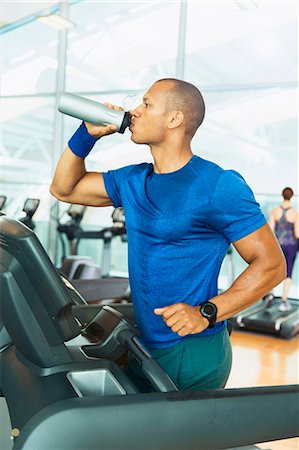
[57,204,101,280]
[57,204,127,280]
[57,204,130,303]
[233,295,299,339]
[0,195,7,211]
[18,198,40,231]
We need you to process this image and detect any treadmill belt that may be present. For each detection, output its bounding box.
[234,297,299,338]
[242,305,298,332]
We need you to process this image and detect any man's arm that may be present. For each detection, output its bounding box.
[50,146,113,207]
[209,223,286,321]
[50,103,123,207]
[268,208,276,231]
[155,224,286,336]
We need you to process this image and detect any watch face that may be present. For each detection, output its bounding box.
[200,302,217,328]
[203,303,215,316]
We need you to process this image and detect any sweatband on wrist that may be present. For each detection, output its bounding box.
[68,121,98,158]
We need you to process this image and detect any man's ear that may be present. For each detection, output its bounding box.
[168,111,184,129]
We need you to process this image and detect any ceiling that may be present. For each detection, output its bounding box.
[0,0,298,220]
[0,1,60,27]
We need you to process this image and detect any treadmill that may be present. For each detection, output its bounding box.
[233,296,299,339]
[1,214,298,450]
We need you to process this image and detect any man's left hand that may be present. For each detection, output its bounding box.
[154,303,209,337]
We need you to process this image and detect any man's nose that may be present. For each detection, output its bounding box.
[130,104,142,117]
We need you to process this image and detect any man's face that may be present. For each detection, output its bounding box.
[129,81,171,145]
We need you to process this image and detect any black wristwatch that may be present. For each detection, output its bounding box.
[199,302,218,328]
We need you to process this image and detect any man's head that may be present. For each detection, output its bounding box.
[282,187,294,201]
[129,78,205,145]
[156,78,205,137]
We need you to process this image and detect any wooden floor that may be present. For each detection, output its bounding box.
[226,330,299,450]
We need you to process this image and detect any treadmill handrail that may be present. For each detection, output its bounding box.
[275,310,299,331]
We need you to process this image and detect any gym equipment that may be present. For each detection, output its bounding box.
[57,204,101,280]
[0,215,298,450]
[233,295,299,339]
[57,204,130,303]
[0,195,7,210]
[58,204,128,280]
[58,93,131,134]
[219,245,235,293]
[226,245,234,287]
[111,206,126,233]
[58,204,87,257]
[18,198,40,231]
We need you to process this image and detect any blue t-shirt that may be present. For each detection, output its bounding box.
[103,155,266,349]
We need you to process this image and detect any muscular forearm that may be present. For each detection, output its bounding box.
[209,255,286,322]
[50,147,86,199]
[155,257,286,337]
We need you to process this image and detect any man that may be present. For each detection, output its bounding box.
[50,78,286,391]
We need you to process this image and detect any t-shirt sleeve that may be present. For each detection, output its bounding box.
[102,165,135,208]
[209,170,266,243]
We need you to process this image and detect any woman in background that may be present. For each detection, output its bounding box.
[268,187,299,311]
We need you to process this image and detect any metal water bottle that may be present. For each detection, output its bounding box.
[58,93,131,134]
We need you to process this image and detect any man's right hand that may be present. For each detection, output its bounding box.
[50,102,126,207]
[85,103,124,139]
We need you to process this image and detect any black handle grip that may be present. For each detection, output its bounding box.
[118,330,178,392]
[140,358,178,393]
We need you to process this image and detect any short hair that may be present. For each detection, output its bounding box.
[155,78,205,137]
[282,187,294,200]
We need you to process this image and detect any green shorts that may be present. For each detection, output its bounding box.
[128,328,232,392]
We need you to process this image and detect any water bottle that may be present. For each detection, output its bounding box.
[58,93,131,134]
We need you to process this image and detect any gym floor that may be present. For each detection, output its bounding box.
[227,330,299,450]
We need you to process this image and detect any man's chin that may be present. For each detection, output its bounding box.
[130,133,147,145]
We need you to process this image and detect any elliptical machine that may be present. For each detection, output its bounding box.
[58,204,128,280]
[18,198,40,231]
[57,204,130,304]
[57,204,102,280]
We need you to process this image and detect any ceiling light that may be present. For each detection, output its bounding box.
[37,14,75,30]
[232,1,258,11]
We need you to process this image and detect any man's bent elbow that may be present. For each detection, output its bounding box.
[49,183,69,202]
[49,183,59,199]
